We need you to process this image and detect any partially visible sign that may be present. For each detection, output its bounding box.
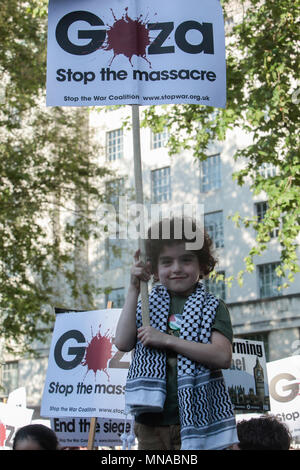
[7,387,27,408]
[41,309,132,419]
[0,403,34,450]
[51,417,134,448]
[47,0,226,107]
[223,339,270,412]
[267,355,300,437]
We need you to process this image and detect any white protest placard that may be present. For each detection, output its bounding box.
[47,0,226,108]
[222,339,270,412]
[50,417,134,448]
[0,402,34,450]
[267,355,300,438]
[7,387,27,408]
[41,309,132,419]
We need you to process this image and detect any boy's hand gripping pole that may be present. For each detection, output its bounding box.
[132,104,150,326]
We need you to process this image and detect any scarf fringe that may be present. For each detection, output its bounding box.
[121,415,136,450]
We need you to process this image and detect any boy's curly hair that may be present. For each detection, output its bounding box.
[145,217,217,277]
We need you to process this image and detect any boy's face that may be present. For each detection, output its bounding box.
[155,242,202,296]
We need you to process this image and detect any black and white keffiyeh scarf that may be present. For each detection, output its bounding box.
[125,282,238,450]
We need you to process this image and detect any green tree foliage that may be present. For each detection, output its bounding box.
[142,0,300,287]
[0,1,111,352]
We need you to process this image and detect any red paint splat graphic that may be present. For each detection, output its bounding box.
[102,8,152,66]
[81,325,113,380]
[0,421,6,447]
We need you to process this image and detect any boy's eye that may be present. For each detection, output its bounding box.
[182,257,194,262]
[160,259,171,265]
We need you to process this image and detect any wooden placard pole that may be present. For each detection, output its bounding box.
[131,104,150,326]
[87,103,151,448]
[87,301,113,450]
[87,417,97,450]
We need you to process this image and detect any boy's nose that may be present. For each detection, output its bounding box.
[172,261,182,272]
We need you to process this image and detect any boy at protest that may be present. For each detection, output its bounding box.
[115,217,238,450]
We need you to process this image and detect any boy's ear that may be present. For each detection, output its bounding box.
[198,264,205,280]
